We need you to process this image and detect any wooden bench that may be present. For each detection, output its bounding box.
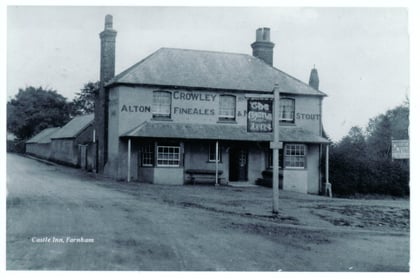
[185,169,223,185]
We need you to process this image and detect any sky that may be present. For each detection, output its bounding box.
[6,6,409,142]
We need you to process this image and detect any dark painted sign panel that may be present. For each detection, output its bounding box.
[247,99,273,132]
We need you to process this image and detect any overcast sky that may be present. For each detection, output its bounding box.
[7,6,409,141]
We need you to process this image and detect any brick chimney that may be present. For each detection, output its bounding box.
[95,14,117,173]
[309,66,319,90]
[251,27,275,66]
[100,15,117,82]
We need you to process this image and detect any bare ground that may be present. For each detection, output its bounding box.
[6,153,409,271]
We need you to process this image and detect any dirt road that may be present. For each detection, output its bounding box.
[6,153,409,271]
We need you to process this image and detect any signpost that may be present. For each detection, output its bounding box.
[246,87,281,214]
[271,85,281,214]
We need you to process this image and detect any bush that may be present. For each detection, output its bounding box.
[328,102,409,197]
[7,140,26,154]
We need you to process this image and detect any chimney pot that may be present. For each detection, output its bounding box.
[99,15,117,82]
[105,14,113,30]
[309,67,320,90]
[251,27,275,66]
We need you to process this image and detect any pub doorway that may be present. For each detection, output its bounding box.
[229,147,248,181]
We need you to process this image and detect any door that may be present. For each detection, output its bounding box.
[229,147,248,181]
[79,144,87,170]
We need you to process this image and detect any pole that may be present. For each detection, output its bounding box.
[92,129,97,173]
[325,144,332,197]
[326,144,329,184]
[127,138,131,182]
[215,140,219,186]
[272,85,280,214]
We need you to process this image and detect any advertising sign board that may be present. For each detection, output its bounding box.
[392,139,409,159]
[247,98,273,133]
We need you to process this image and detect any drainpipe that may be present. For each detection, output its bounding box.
[127,138,131,182]
[325,144,332,197]
[92,129,96,173]
[215,140,219,186]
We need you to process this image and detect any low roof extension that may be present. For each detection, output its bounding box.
[26,127,61,144]
[122,121,330,144]
[51,114,94,140]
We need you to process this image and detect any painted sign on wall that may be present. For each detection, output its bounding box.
[247,98,273,132]
[296,113,320,120]
[173,91,216,102]
[121,105,151,112]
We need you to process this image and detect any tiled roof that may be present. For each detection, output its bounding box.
[51,114,94,139]
[26,127,61,144]
[107,48,326,96]
[122,121,330,144]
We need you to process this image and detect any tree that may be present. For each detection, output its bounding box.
[387,104,409,140]
[70,81,99,116]
[366,103,409,157]
[364,104,409,195]
[366,114,392,161]
[330,101,409,197]
[7,86,71,140]
[330,126,368,195]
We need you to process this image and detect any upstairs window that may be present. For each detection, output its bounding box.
[279,98,295,123]
[284,144,306,168]
[153,91,171,118]
[219,95,236,121]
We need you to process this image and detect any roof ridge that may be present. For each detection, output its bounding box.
[159,47,253,57]
[72,113,94,120]
[51,114,94,139]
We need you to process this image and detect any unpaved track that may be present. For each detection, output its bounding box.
[6,153,409,271]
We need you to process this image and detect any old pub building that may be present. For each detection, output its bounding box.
[96,15,331,194]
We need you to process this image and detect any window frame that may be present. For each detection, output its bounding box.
[140,143,154,167]
[284,144,306,169]
[218,94,236,121]
[279,98,295,123]
[152,91,172,119]
[156,144,181,167]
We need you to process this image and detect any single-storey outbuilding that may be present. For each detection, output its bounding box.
[50,114,94,167]
[25,127,61,160]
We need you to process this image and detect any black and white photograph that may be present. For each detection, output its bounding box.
[2,1,417,276]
